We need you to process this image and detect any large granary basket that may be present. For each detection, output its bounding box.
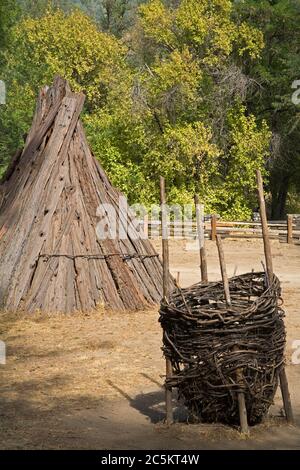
[159,272,286,426]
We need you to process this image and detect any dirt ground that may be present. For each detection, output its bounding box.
[0,238,299,450]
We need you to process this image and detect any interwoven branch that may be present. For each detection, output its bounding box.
[159,272,286,425]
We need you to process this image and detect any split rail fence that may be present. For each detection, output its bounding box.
[139,214,300,244]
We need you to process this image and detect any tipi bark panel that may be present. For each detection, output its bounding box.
[0,77,172,313]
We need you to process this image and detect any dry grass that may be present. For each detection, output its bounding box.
[0,308,164,407]
[0,238,300,449]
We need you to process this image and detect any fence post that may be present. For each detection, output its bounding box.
[211,215,217,241]
[194,195,208,282]
[159,176,173,425]
[287,214,293,245]
[256,170,294,424]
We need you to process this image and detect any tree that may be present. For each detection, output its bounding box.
[113,0,270,216]
[17,0,145,36]
[17,0,76,17]
[235,0,300,218]
[0,8,129,176]
[1,1,275,219]
[0,0,20,64]
[0,0,21,174]
[98,0,143,35]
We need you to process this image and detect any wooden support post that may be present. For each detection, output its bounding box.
[160,176,173,425]
[194,195,208,282]
[256,170,273,281]
[216,235,249,434]
[160,177,170,299]
[216,235,231,306]
[235,358,249,435]
[287,214,293,245]
[165,358,173,424]
[279,367,294,424]
[256,170,294,425]
[211,215,217,242]
[176,271,180,286]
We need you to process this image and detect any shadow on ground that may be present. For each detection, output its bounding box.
[1,370,300,450]
[107,378,188,424]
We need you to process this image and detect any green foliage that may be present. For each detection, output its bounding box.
[97,1,144,36]
[7,9,127,105]
[125,0,268,216]
[0,1,280,220]
[83,110,156,205]
[235,0,300,218]
[139,0,264,63]
[221,106,271,219]
[0,0,22,175]
[0,8,128,174]
[17,1,145,36]
[17,0,75,17]
[0,0,21,64]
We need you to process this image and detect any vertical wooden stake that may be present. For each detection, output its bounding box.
[216,235,231,306]
[211,214,217,242]
[236,360,249,435]
[287,214,293,245]
[256,170,294,424]
[279,367,294,424]
[160,177,170,299]
[194,195,208,282]
[160,176,173,425]
[216,235,249,434]
[256,170,273,281]
[176,271,181,286]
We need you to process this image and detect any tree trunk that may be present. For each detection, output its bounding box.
[271,175,289,220]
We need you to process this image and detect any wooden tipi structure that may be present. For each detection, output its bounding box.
[0,77,172,313]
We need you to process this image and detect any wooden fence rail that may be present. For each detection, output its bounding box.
[138,214,300,244]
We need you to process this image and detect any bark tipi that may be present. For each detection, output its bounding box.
[0,77,172,313]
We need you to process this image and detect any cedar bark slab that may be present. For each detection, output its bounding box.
[0,77,173,313]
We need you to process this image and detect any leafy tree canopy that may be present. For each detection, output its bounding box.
[2,1,298,220]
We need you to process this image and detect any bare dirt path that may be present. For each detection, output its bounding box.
[0,239,299,449]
